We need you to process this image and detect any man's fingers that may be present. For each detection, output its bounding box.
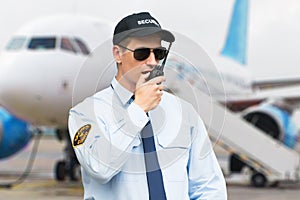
[136,72,150,87]
[147,76,166,85]
[136,74,166,89]
[157,85,164,91]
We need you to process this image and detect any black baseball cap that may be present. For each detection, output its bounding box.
[113,12,175,45]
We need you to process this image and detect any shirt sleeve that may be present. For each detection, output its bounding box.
[127,102,149,128]
[68,98,148,184]
[187,116,227,200]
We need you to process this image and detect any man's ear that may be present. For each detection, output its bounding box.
[113,46,122,64]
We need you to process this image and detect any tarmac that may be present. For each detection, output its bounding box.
[0,135,300,200]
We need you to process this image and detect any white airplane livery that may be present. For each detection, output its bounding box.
[0,0,300,186]
[0,15,114,180]
[0,15,113,127]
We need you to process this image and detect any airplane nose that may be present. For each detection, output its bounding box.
[0,60,38,122]
[0,55,23,105]
[0,53,32,96]
[0,52,72,125]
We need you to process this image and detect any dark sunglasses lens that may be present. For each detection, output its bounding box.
[154,48,167,60]
[134,48,150,61]
[133,48,167,61]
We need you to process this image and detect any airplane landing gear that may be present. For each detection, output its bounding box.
[55,160,66,181]
[55,158,81,181]
[251,172,267,188]
[54,129,81,181]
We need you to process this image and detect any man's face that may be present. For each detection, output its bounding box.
[115,34,162,89]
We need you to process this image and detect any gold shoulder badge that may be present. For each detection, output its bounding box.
[73,124,91,147]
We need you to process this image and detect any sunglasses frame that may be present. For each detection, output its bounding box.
[118,44,168,61]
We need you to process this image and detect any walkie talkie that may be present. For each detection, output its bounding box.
[146,42,172,81]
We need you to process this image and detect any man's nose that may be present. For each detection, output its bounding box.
[145,52,158,66]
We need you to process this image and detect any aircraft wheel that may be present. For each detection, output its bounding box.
[251,172,267,187]
[69,161,81,181]
[55,160,66,181]
[55,129,65,141]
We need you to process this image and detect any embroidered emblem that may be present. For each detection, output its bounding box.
[73,124,91,146]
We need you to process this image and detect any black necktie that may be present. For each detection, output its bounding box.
[141,118,167,200]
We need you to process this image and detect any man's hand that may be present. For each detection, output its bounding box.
[134,73,165,113]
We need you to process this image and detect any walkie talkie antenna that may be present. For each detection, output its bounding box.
[146,42,173,81]
[160,42,173,70]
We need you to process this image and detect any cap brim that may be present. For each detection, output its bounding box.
[113,27,175,44]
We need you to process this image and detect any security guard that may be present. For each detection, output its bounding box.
[68,12,227,200]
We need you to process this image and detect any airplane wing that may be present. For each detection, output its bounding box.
[218,84,300,112]
[224,84,300,102]
[252,78,300,90]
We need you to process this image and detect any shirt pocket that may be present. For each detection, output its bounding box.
[115,171,140,182]
[156,124,191,182]
[156,123,191,150]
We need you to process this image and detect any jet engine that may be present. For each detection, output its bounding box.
[229,102,298,186]
[0,107,32,159]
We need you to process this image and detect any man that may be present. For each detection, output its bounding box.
[68,12,227,200]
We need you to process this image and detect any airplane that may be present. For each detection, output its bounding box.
[0,14,114,181]
[0,0,299,185]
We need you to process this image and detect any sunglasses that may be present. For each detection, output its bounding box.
[118,44,168,61]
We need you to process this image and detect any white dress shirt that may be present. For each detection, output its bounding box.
[68,78,227,200]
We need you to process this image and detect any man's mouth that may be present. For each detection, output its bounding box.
[142,70,151,74]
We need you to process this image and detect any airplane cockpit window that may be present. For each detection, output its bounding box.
[61,37,77,53]
[6,37,26,50]
[74,38,90,55]
[28,37,56,50]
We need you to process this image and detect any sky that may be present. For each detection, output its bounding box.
[0,0,300,80]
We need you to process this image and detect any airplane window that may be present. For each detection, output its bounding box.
[74,38,90,55]
[6,37,26,50]
[28,37,56,50]
[60,37,77,53]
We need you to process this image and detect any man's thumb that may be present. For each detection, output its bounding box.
[136,72,150,87]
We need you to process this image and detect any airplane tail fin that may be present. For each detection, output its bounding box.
[221,0,249,65]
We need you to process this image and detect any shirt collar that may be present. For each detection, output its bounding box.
[111,77,134,106]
